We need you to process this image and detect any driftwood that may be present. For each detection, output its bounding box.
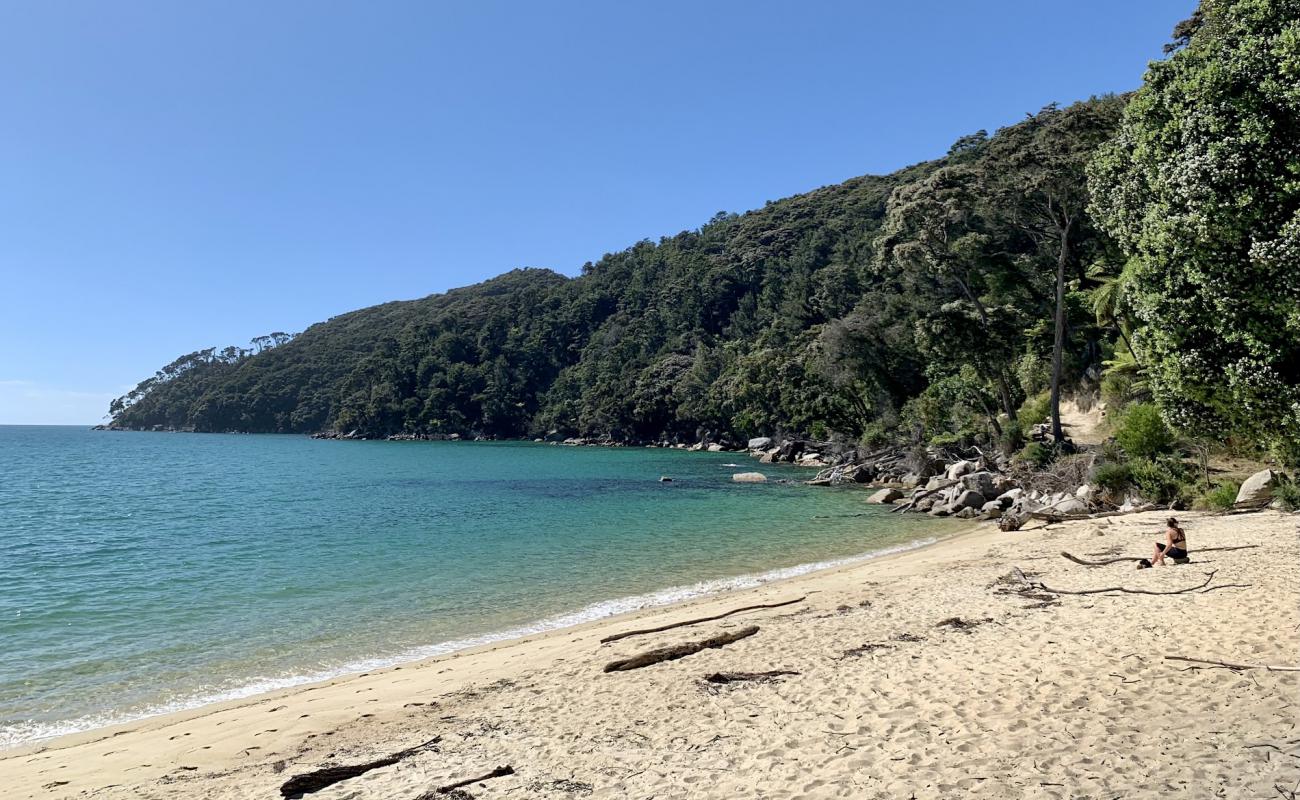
[1060,545,1261,567]
[891,480,959,513]
[604,626,759,672]
[1164,656,1300,673]
[1021,569,1249,597]
[703,670,799,683]
[431,765,515,795]
[280,736,441,798]
[1030,503,1159,523]
[600,597,804,644]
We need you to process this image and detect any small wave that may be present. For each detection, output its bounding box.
[0,536,935,749]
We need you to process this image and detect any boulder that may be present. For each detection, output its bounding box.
[747,436,773,450]
[732,472,767,483]
[1050,497,1091,515]
[980,500,1004,519]
[914,497,937,512]
[900,473,922,488]
[707,443,725,452]
[1075,484,1098,504]
[866,488,905,504]
[997,488,1025,504]
[952,489,987,511]
[1236,469,1283,505]
[928,505,952,517]
[961,471,997,498]
[945,460,977,480]
[955,507,980,519]
[992,475,1017,495]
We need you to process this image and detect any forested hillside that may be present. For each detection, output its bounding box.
[110,0,1300,474]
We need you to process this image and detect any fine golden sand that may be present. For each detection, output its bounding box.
[6,510,1297,799]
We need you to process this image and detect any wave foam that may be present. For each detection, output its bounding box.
[1,537,934,749]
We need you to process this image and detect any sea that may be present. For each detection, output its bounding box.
[0,425,950,749]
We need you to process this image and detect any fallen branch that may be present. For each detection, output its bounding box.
[432,765,515,795]
[1060,545,1261,567]
[604,626,759,672]
[703,670,799,684]
[280,736,441,798]
[1164,656,1300,673]
[1023,570,1237,596]
[1030,503,1159,524]
[600,597,804,644]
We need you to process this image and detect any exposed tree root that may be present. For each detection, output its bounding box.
[1165,656,1300,672]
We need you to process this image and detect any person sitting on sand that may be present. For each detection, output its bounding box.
[1139,517,1188,568]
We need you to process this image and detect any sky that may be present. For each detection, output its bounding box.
[0,0,1194,425]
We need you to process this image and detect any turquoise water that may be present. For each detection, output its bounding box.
[0,425,949,748]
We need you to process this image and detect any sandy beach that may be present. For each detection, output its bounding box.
[6,509,1297,799]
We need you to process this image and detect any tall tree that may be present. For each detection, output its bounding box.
[1089,0,1300,465]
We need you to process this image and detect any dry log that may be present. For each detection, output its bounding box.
[432,765,515,795]
[1030,503,1159,523]
[604,626,759,672]
[600,597,804,644]
[1165,656,1300,672]
[703,670,799,683]
[1060,544,1261,567]
[280,736,441,798]
[1023,570,1247,596]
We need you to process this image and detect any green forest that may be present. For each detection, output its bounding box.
[111,0,1299,488]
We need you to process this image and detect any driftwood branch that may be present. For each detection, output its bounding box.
[1022,570,1245,596]
[604,626,759,672]
[1164,656,1300,673]
[703,670,799,684]
[280,736,441,798]
[1030,503,1159,523]
[432,765,515,795]
[1060,545,1260,567]
[600,597,804,644]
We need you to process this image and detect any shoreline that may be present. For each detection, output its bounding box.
[2,530,950,752]
[8,510,1296,798]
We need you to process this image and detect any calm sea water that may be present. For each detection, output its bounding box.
[0,425,949,748]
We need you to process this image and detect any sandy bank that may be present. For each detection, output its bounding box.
[6,510,1297,799]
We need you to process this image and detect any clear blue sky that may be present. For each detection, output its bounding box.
[0,0,1192,424]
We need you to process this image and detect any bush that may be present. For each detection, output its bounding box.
[999,420,1025,456]
[1093,461,1134,494]
[1113,403,1177,459]
[1018,392,1051,426]
[1274,477,1300,512]
[858,421,891,449]
[1128,458,1192,505]
[1016,441,1054,469]
[1194,481,1241,511]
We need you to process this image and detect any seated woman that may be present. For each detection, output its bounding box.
[1139,517,1188,567]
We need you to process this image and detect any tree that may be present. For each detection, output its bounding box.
[983,99,1125,444]
[1088,0,1300,465]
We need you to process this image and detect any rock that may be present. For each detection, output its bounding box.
[1050,497,1090,515]
[758,451,777,464]
[732,472,767,483]
[866,488,905,504]
[955,507,979,519]
[707,443,725,452]
[1236,469,1283,505]
[659,476,673,482]
[945,460,976,480]
[1075,484,1097,503]
[980,500,1004,519]
[928,505,952,517]
[747,437,773,450]
[961,471,997,498]
[952,490,987,511]
[997,488,1025,504]
[992,475,1017,494]
[925,476,946,491]
[900,473,922,488]
[914,497,937,512]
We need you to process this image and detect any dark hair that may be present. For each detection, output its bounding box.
[1166,517,1179,527]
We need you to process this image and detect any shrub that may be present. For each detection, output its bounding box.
[1274,477,1300,512]
[1113,403,1177,459]
[999,420,1025,456]
[1092,461,1134,494]
[859,421,892,449]
[1016,441,1054,469]
[1128,458,1191,505]
[1018,392,1051,426]
[1194,481,1241,511]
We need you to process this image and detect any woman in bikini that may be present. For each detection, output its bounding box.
[1140,517,1188,567]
